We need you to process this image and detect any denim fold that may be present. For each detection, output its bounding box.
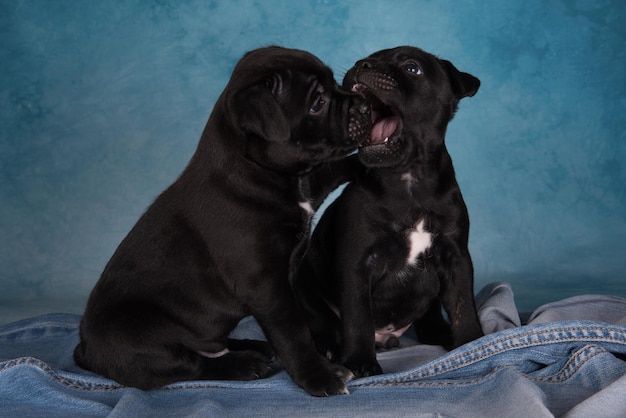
[1,282,625,417]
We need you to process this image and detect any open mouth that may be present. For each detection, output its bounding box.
[352,83,402,150]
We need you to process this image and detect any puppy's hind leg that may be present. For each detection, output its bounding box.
[75,314,273,388]
[179,337,275,382]
[121,343,273,388]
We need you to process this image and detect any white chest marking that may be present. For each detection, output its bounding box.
[298,200,315,217]
[406,219,433,266]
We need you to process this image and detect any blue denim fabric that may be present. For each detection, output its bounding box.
[1,283,626,417]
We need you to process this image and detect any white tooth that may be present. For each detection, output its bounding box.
[384,137,389,143]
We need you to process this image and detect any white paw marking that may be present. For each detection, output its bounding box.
[406,219,432,266]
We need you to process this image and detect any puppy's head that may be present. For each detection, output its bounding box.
[343,46,479,168]
[223,46,370,173]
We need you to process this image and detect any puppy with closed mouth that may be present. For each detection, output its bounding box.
[73,46,372,396]
[293,46,484,378]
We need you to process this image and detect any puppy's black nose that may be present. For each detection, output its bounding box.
[359,60,372,69]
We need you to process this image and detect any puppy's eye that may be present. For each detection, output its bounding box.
[310,95,326,114]
[403,61,423,76]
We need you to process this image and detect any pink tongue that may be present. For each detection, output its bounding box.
[370,116,400,144]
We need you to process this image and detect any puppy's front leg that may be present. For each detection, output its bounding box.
[243,276,353,396]
[339,268,383,378]
[440,252,484,348]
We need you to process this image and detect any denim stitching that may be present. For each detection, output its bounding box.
[347,346,611,389]
[352,325,626,387]
[0,356,275,392]
[2,324,625,392]
[526,344,606,383]
[0,357,124,391]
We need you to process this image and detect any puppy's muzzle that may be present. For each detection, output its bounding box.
[353,59,398,92]
[347,96,372,144]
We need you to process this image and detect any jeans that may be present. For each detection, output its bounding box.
[1,282,625,417]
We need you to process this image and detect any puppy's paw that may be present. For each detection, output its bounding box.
[343,357,383,379]
[297,360,354,397]
[232,351,274,380]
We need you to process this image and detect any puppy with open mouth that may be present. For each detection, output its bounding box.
[294,46,484,378]
[73,46,371,396]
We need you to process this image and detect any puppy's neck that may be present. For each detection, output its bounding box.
[363,143,456,198]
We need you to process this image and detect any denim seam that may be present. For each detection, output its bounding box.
[0,356,272,393]
[352,325,626,387]
[525,344,606,383]
[347,346,609,389]
[3,325,625,392]
[0,357,124,392]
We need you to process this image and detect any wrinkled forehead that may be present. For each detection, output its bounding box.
[229,46,334,89]
[368,46,432,63]
[366,46,441,76]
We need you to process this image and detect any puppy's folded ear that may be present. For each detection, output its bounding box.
[442,60,481,99]
[229,77,291,142]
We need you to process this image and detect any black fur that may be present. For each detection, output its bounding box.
[74,46,371,396]
[293,46,484,378]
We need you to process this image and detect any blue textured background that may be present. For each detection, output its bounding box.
[1,0,625,322]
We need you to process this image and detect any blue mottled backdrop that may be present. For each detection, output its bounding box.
[1,0,625,322]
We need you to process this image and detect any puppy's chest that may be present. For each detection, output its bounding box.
[404,219,433,266]
[368,216,436,280]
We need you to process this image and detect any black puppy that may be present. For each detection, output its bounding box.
[74,46,371,396]
[293,46,484,378]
